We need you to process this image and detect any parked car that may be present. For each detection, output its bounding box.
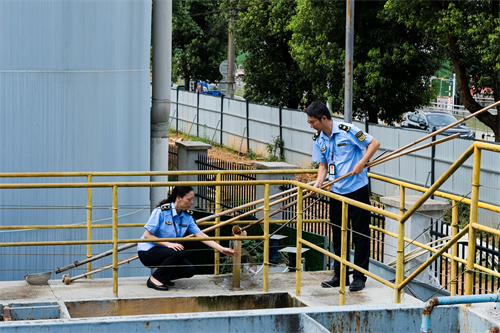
[401,110,475,139]
[197,81,224,97]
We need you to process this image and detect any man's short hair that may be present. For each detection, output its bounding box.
[304,101,331,120]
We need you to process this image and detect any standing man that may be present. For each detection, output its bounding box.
[305,101,380,291]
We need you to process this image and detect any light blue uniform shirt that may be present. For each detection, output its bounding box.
[312,121,373,194]
[137,203,202,252]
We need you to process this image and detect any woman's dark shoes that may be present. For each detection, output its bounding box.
[165,280,175,286]
[147,277,168,291]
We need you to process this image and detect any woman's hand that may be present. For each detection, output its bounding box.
[166,242,184,251]
[220,247,236,257]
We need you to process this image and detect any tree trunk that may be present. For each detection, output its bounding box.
[184,75,190,92]
[447,34,499,141]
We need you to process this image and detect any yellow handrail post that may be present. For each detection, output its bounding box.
[263,184,270,292]
[214,173,221,275]
[112,185,118,298]
[295,186,303,296]
[465,147,481,295]
[86,175,93,277]
[395,185,405,303]
[340,201,348,306]
[450,199,458,296]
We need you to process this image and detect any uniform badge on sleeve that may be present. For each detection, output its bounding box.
[355,131,366,141]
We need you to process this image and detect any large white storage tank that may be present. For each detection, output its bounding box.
[0,0,152,280]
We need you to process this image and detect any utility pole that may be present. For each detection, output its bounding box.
[151,0,172,210]
[227,0,235,99]
[344,0,354,123]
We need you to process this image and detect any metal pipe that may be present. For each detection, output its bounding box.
[151,0,172,124]
[340,201,348,305]
[246,99,250,151]
[451,200,458,296]
[421,291,500,333]
[227,1,235,99]
[214,173,221,275]
[395,185,405,303]
[197,91,200,137]
[466,146,482,295]
[86,175,93,276]
[151,0,172,210]
[263,184,270,292]
[112,185,118,297]
[296,186,303,296]
[344,0,354,123]
[220,95,224,145]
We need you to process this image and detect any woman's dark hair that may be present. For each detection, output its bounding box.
[156,186,194,208]
[304,101,331,121]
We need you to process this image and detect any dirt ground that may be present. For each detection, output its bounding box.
[169,132,317,183]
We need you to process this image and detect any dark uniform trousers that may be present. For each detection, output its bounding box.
[139,247,196,285]
[330,184,370,281]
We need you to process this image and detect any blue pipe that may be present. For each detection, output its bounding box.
[421,292,500,333]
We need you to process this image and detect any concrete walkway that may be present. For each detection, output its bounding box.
[0,271,420,307]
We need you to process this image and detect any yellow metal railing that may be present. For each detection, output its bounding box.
[0,169,314,277]
[294,141,500,304]
[1,141,500,303]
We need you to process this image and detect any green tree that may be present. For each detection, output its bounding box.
[384,0,500,141]
[289,0,439,123]
[172,0,228,91]
[234,0,313,108]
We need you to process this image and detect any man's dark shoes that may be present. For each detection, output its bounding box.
[349,277,365,292]
[321,276,349,288]
[147,277,168,291]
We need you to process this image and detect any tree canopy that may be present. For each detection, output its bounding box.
[233,0,313,108]
[288,0,439,123]
[384,0,500,140]
[171,0,228,90]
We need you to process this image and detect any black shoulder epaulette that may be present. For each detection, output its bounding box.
[160,204,171,211]
[339,124,350,132]
[185,209,193,215]
[312,132,319,140]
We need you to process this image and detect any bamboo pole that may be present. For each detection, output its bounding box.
[394,185,405,303]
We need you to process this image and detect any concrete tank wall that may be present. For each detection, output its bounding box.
[0,0,152,281]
